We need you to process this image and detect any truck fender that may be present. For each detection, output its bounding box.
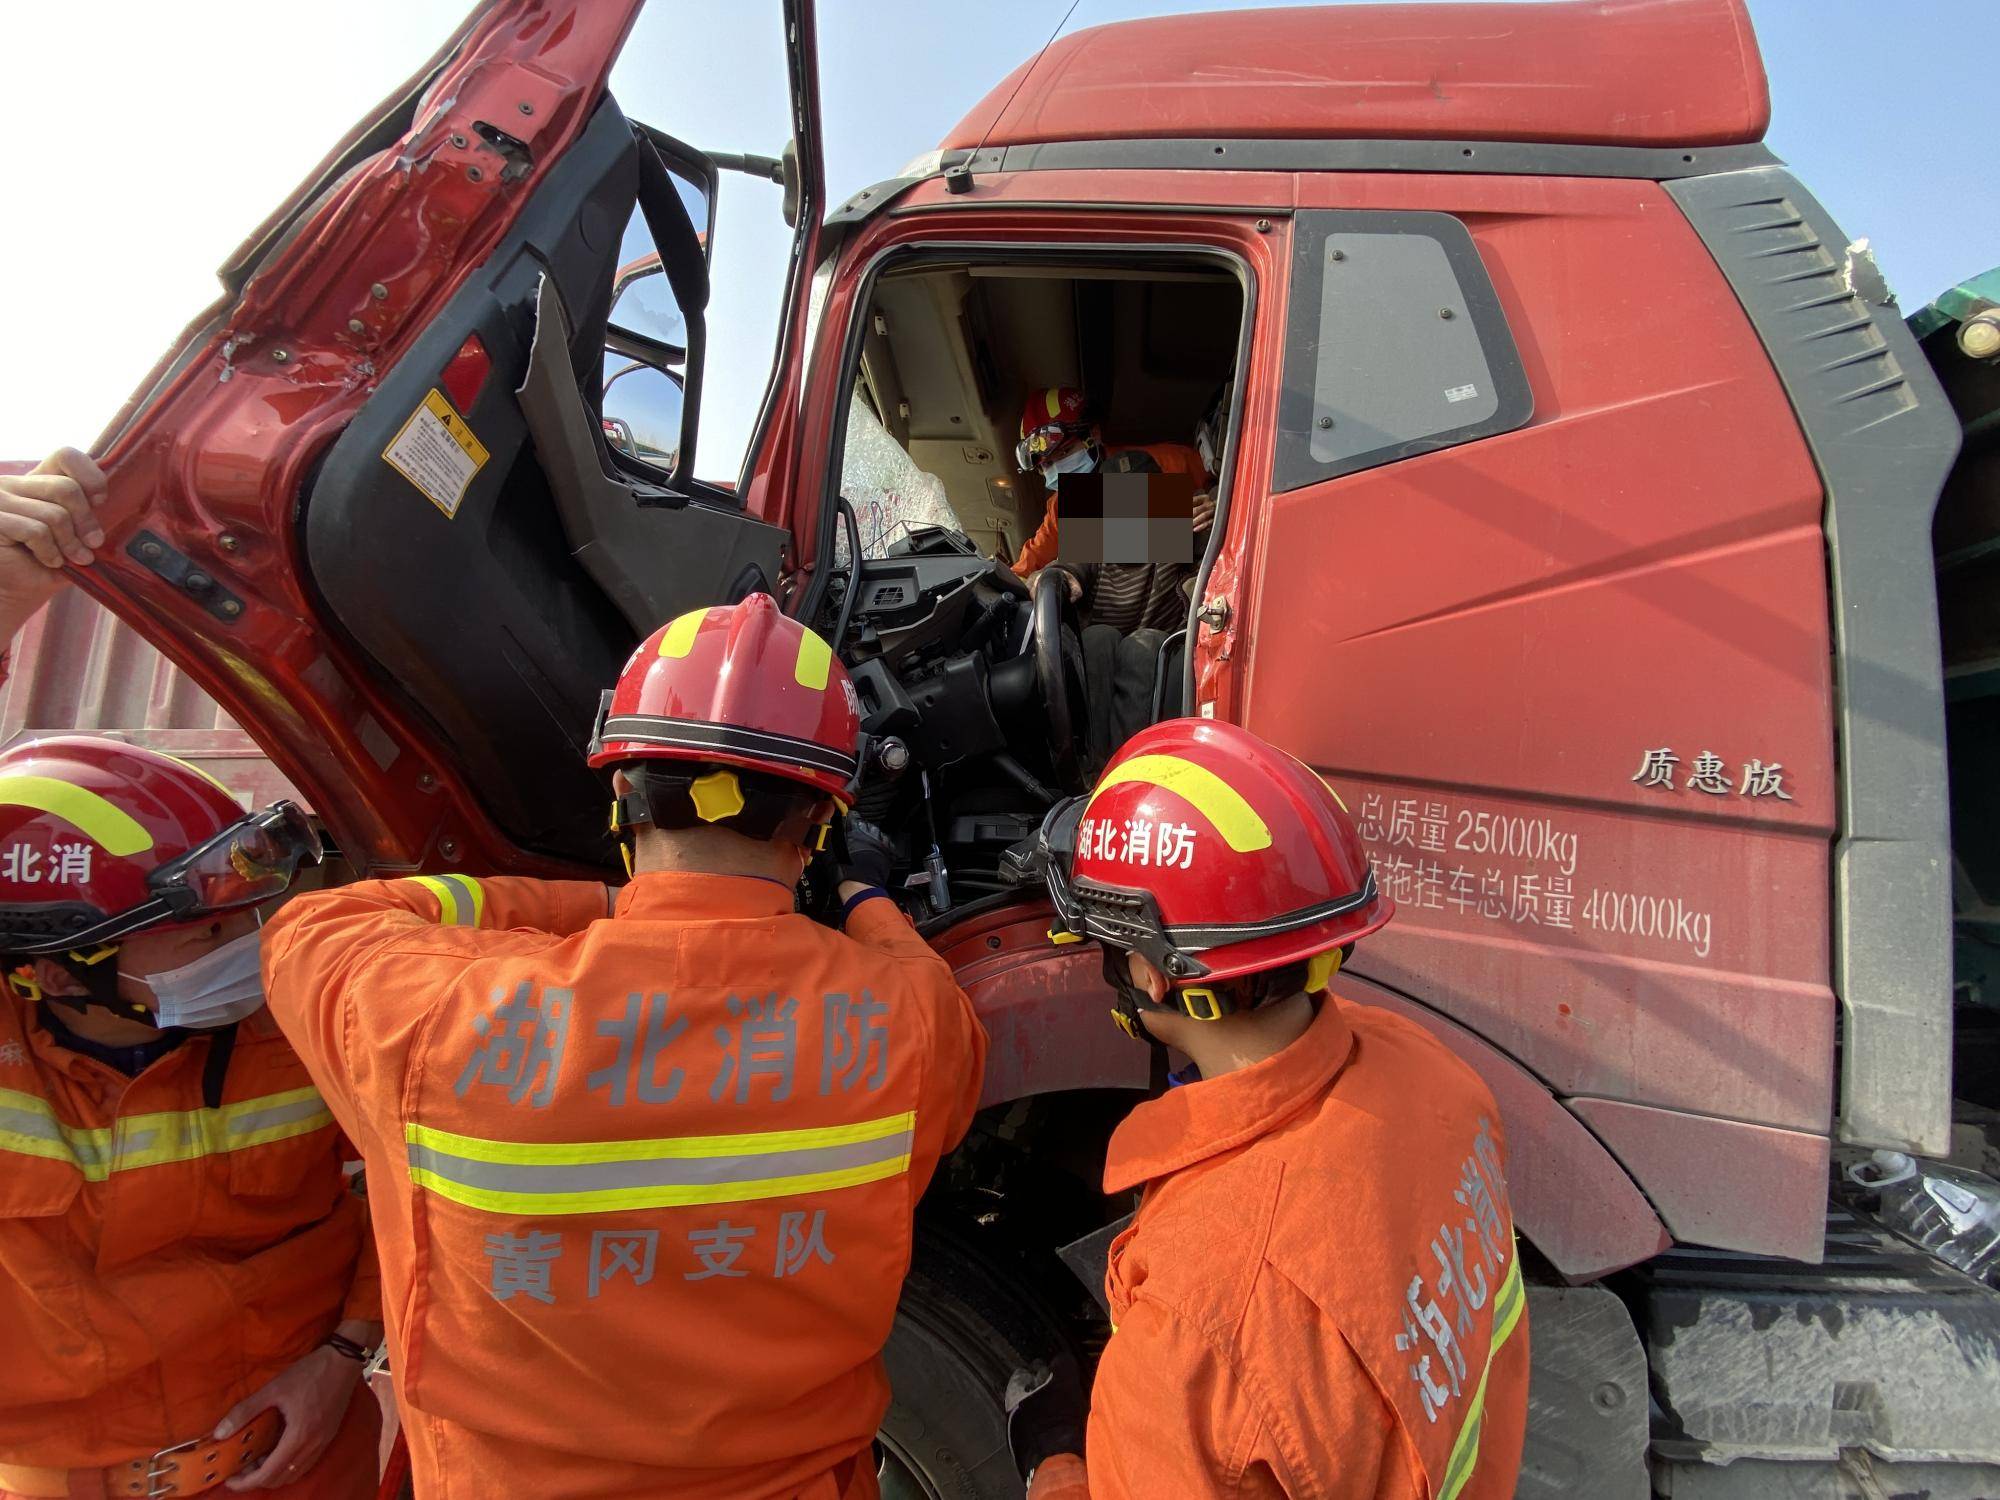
[935,901,1672,1281]
[1341,972,1672,1282]
[934,901,1153,1106]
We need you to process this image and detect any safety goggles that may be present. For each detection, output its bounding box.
[0,801,323,955]
[1015,420,1092,472]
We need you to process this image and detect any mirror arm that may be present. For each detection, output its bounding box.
[707,150,785,184]
[632,130,709,316]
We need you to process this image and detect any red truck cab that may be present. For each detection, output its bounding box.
[65,1,1992,1493]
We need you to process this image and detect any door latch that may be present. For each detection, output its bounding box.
[1196,596,1231,630]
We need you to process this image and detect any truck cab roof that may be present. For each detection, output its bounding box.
[942,0,1769,152]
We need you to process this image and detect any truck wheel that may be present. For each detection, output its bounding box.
[878,1231,1069,1499]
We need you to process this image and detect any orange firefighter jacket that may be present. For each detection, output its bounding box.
[0,999,379,1468]
[1028,996,1529,1500]
[262,871,987,1500]
[1011,443,1206,576]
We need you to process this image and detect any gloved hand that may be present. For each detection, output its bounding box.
[1004,1352,1088,1483]
[836,814,895,892]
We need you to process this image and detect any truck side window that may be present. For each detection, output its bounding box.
[1274,210,1531,491]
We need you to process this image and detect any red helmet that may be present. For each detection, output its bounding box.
[1040,720,1390,1024]
[0,735,321,956]
[588,594,862,805]
[1016,385,1092,472]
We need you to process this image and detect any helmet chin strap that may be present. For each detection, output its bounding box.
[45,945,155,1024]
[1101,945,1347,1043]
[1102,948,1174,1048]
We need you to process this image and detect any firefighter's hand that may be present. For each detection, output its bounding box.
[1192,490,1215,535]
[1005,1352,1089,1483]
[0,449,106,633]
[837,814,895,892]
[213,1334,367,1490]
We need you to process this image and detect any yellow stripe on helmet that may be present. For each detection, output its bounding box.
[1088,754,1272,853]
[658,609,710,659]
[0,775,154,856]
[159,751,242,801]
[794,627,833,691]
[1045,387,1063,420]
[1311,769,1350,814]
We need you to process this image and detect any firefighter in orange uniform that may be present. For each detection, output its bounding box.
[1009,720,1529,1500]
[260,594,987,1499]
[0,449,381,1500]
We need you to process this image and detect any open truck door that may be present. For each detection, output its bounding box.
[72,0,826,878]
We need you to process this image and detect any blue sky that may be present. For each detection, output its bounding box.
[0,0,1989,471]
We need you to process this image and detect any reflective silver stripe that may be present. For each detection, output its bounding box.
[407,1127,913,1197]
[598,715,859,776]
[0,1085,331,1177]
[0,1101,115,1173]
[406,874,485,927]
[225,1093,334,1138]
[437,874,484,927]
[0,1103,67,1145]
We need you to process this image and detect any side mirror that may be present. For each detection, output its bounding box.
[609,255,687,355]
[602,357,685,471]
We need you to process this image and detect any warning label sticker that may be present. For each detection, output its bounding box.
[383,389,489,518]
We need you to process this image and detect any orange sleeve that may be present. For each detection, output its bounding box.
[1013,491,1060,575]
[1069,1298,1306,1498]
[844,896,987,1148]
[1136,443,1206,479]
[261,876,607,1144]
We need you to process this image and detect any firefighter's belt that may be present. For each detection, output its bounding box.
[0,1409,283,1497]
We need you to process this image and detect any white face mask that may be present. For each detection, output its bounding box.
[1041,445,1098,480]
[131,927,266,1030]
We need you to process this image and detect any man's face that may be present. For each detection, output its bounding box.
[24,908,254,1014]
[111,909,259,1008]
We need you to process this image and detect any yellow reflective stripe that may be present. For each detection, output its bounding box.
[794,627,833,690]
[407,874,485,927]
[1438,1254,1527,1500]
[1045,387,1062,420]
[0,1085,114,1177]
[408,876,458,923]
[0,1085,61,1120]
[1489,1252,1526,1346]
[0,1085,331,1179]
[1088,754,1273,853]
[1311,769,1350,814]
[159,752,240,800]
[403,1110,918,1217]
[0,1125,87,1168]
[444,874,486,927]
[408,1154,910,1217]
[406,1110,915,1166]
[658,608,709,658]
[0,775,153,855]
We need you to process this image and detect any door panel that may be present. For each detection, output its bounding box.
[1239,176,1836,1137]
[304,99,786,866]
[75,0,824,873]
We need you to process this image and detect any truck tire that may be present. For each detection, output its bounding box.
[878,1231,1069,1499]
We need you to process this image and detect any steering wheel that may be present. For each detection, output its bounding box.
[1030,569,1085,787]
